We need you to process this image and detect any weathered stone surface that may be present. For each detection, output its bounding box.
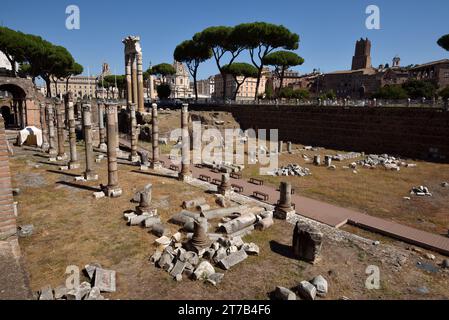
[151,223,166,237]
[213,248,228,264]
[202,205,248,220]
[274,286,296,300]
[242,243,260,256]
[206,273,224,286]
[221,214,257,234]
[218,250,248,270]
[292,222,323,264]
[38,285,54,300]
[150,251,162,264]
[311,275,328,297]
[144,217,161,229]
[94,268,116,293]
[53,285,69,300]
[155,236,172,246]
[193,261,215,280]
[255,217,274,231]
[183,198,206,209]
[86,286,103,300]
[170,211,195,226]
[170,260,186,278]
[298,281,317,300]
[17,224,34,238]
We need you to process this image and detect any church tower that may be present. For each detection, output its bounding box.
[351,38,372,70]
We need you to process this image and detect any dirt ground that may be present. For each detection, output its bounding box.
[10,143,449,300]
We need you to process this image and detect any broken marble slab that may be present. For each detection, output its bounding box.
[218,249,248,270]
[94,268,116,293]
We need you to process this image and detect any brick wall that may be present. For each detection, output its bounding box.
[189,104,449,162]
[0,115,16,240]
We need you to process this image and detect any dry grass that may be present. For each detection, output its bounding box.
[10,145,449,300]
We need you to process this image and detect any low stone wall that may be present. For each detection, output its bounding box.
[189,103,449,162]
[0,115,16,239]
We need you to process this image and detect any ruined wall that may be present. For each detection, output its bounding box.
[189,104,449,162]
[0,115,16,239]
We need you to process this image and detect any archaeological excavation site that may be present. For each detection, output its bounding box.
[1,1,449,311]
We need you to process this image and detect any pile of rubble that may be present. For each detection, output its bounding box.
[268,164,311,177]
[274,275,328,300]
[201,160,244,174]
[356,154,417,171]
[38,264,116,300]
[332,152,362,161]
[150,232,260,285]
[410,186,432,197]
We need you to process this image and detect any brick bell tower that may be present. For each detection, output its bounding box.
[351,38,372,70]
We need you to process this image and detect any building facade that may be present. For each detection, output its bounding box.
[196,76,215,98]
[213,69,269,101]
[409,59,449,89]
[165,61,193,99]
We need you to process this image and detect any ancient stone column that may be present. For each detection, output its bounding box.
[115,105,120,153]
[287,141,292,153]
[129,103,139,162]
[278,140,283,154]
[187,217,210,253]
[82,104,98,181]
[324,155,332,168]
[67,99,79,170]
[275,182,295,220]
[39,103,49,152]
[56,101,67,160]
[313,155,321,166]
[98,102,107,151]
[179,104,192,182]
[136,183,154,215]
[218,173,232,197]
[46,103,57,157]
[137,52,145,113]
[104,103,122,198]
[125,53,133,105]
[151,103,161,168]
[131,54,138,105]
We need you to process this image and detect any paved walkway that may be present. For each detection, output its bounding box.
[121,140,449,256]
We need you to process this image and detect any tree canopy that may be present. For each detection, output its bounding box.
[0,26,82,96]
[373,85,408,100]
[148,63,176,78]
[263,50,304,94]
[402,80,437,99]
[439,86,449,100]
[157,83,171,100]
[437,34,449,51]
[231,22,300,99]
[174,39,212,100]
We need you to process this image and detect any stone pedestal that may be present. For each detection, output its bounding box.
[218,173,232,198]
[151,103,161,169]
[46,103,57,157]
[292,221,323,264]
[186,218,210,253]
[56,101,67,161]
[313,155,321,166]
[324,156,332,167]
[274,182,295,220]
[82,104,98,181]
[179,104,192,182]
[287,141,292,154]
[67,98,79,170]
[104,103,122,198]
[135,183,156,215]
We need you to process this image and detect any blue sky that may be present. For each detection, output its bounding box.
[1,0,448,79]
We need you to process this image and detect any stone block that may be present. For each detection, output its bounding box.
[218,250,248,270]
[94,268,116,293]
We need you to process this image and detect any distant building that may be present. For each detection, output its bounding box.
[409,59,449,89]
[165,61,193,99]
[46,62,113,99]
[320,38,410,98]
[196,76,215,98]
[213,68,269,101]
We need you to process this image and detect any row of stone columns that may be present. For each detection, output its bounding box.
[123,36,145,113]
